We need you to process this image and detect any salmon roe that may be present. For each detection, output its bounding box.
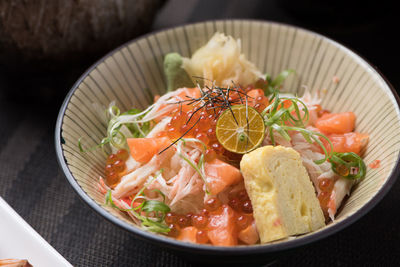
[104,149,129,188]
[192,214,208,229]
[204,197,221,211]
[168,223,179,237]
[196,230,209,244]
[317,178,336,217]
[236,215,250,229]
[160,108,222,155]
[168,194,255,245]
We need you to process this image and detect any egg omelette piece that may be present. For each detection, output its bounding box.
[240,145,325,243]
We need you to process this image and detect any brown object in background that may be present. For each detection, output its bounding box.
[0,0,165,70]
[0,259,32,267]
[0,0,165,102]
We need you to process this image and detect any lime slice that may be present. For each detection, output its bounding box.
[216,105,265,154]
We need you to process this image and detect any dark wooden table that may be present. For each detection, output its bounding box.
[0,0,399,266]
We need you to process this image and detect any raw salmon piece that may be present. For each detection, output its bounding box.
[175,88,202,112]
[343,132,368,154]
[247,89,264,105]
[176,87,201,99]
[207,205,238,246]
[155,88,201,119]
[326,134,345,153]
[127,137,171,163]
[177,226,198,243]
[325,132,369,155]
[247,89,264,99]
[315,112,355,134]
[204,159,243,195]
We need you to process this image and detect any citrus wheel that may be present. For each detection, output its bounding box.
[216,105,265,154]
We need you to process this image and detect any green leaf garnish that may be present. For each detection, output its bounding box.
[283,126,332,164]
[141,200,171,214]
[122,108,151,138]
[109,105,121,117]
[330,152,366,180]
[150,188,166,203]
[79,105,153,153]
[260,91,367,173]
[270,69,295,88]
[78,129,122,154]
[140,218,171,233]
[104,171,172,234]
[257,69,295,96]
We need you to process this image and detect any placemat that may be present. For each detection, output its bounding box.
[1,0,399,266]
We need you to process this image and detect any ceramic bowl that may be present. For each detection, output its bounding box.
[55,20,400,263]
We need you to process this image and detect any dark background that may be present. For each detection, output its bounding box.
[0,0,399,266]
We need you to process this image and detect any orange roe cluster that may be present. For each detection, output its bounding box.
[317,177,337,218]
[156,108,222,160]
[104,149,129,188]
[166,190,255,245]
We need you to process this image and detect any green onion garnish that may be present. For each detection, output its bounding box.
[261,92,333,164]
[78,106,151,153]
[260,92,367,177]
[330,152,366,180]
[105,171,171,234]
[256,69,295,96]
